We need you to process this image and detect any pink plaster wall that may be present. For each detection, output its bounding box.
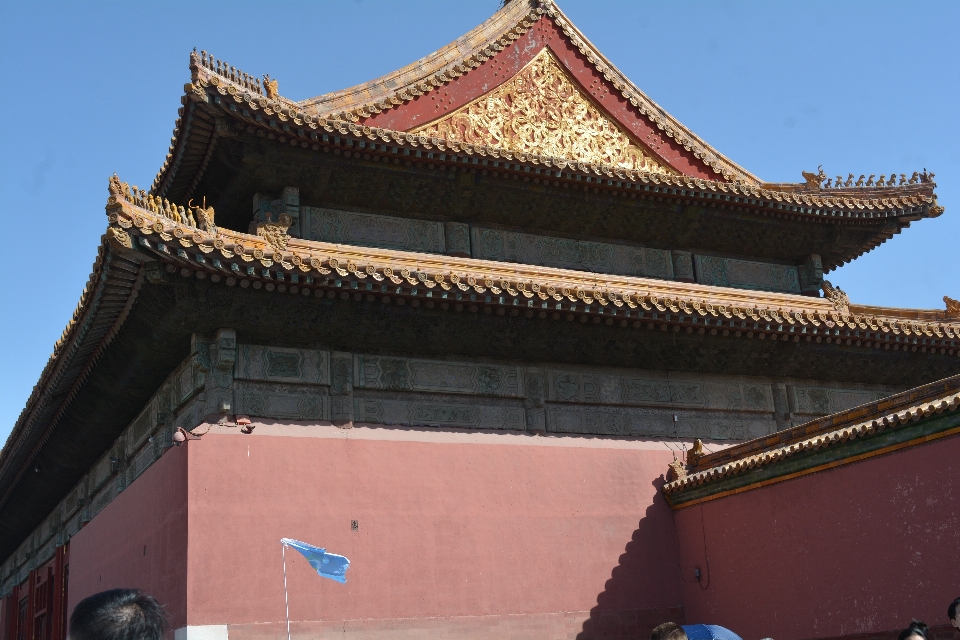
[66,445,188,630]
[183,427,683,632]
[675,435,960,640]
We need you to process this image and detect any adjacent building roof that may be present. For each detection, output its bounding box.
[663,374,960,508]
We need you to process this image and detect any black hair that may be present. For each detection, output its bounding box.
[897,620,928,640]
[950,597,960,622]
[651,622,688,640]
[69,589,168,640]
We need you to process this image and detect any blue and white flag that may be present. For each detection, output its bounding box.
[280,538,350,583]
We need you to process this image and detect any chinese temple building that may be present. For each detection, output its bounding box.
[1,1,957,639]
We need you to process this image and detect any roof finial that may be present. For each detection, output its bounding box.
[821,280,850,313]
[801,165,826,189]
[263,74,279,100]
[945,296,960,318]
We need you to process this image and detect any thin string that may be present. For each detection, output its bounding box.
[282,542,291,640]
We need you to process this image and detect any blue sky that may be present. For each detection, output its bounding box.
[1,0,957,443]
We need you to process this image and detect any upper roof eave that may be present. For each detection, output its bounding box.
[148,85,943,273]
[152,0,944,234]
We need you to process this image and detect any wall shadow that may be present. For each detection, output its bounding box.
[577,475,684,640]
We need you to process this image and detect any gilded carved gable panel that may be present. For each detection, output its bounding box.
[411,48,672,174]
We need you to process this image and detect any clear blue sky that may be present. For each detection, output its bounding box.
[1,0,957,443]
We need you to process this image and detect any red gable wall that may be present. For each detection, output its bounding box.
[361,17,717,180]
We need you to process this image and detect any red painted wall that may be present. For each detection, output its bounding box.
[362,17,717,179]
[66,445,188,630]
[674,435,960,640]
[183,425,684,636]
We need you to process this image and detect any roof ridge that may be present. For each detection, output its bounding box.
[300,0,538,113]
[296,0,760,184]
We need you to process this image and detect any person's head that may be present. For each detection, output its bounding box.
[950,598,960,630]
[69,589,167,640]
[652,622,688,640]
[897,620,928,640]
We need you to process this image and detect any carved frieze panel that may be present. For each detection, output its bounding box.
[37,514,57,546]
[672,251,694,281]
[793,386,890,416]
[546,404,773,440]
[742,384,774,413]
[168,357,205,411]
[548,369,705,408]
[547,368,777,414]
[357,355,522,398]
[444,222,471,256]
[411,48,672,174]
[125,401,156,457]
[798,254,824,295]
[62,513,81,541]
[679,416,771,440]
[63,487,82,519]
[330,351,354,423]
[471,227,673,280]
[355,391,524,430]
[547,404,670,436]
[154,342,207,418]
[35,539,55,567]
[91,455,115,493]
[694,255,801,294]
[234,381,327,421]
[302,207,444,254]
[90,484,117,520]
[236,345,328,386]
[132,445,157,479]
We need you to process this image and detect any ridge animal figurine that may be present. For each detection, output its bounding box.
[189,198,217,233]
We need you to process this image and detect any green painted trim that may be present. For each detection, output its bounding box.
[668,410,960,507]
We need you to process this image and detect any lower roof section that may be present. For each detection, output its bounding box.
[0,185,957,559]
